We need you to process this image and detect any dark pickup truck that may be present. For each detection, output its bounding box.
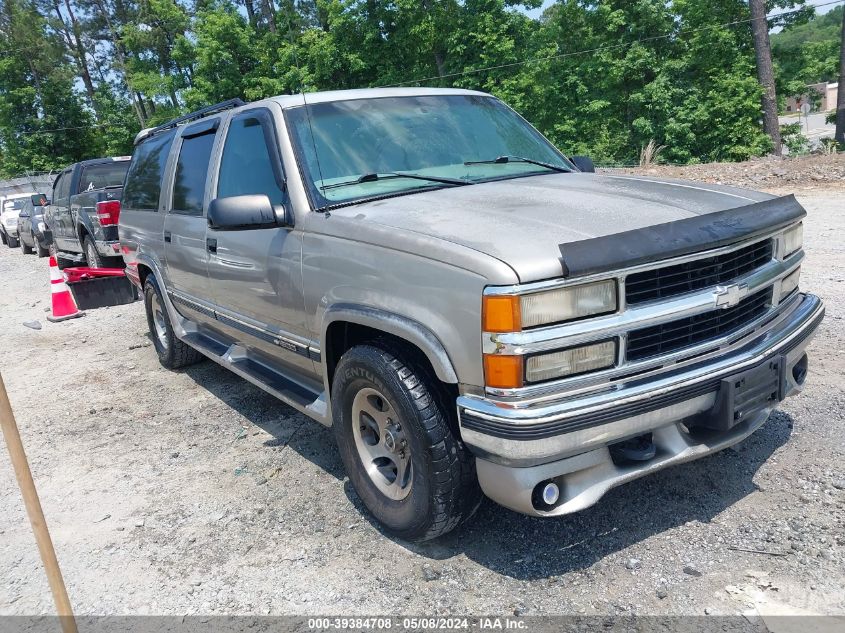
[45,156,131,268]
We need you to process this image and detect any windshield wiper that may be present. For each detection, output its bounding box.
[464,155,570,173]
[321,171,471,191]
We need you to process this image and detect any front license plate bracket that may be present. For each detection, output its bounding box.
[691,357,784,431]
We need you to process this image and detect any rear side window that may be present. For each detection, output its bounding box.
[171,126,217,216]
[123,130,176,211]
[78,162,130,193]
[53,172,71,201]
[217,110,285,205]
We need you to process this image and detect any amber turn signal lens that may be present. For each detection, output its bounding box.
[482,295,521,332]
[484,354,524,389]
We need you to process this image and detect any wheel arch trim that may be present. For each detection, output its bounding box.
[321,304,459,384]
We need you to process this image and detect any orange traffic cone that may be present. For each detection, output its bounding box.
[46,256,83,323]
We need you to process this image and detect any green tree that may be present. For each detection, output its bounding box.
[0,0,99,176]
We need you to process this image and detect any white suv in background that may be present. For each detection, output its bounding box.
[0,193,31,249]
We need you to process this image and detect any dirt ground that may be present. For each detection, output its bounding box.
[1,160,844,620]
[607,152,845,192]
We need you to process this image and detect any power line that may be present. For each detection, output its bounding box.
[380,0,845,88]
[9,121,120,136]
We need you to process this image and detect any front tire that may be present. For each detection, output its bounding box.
[21,238,33,255]
[143,276,202,369]
[332,342,481,541]
[36,240,49,257]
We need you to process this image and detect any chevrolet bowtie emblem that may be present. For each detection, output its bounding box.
[714,283,748,309]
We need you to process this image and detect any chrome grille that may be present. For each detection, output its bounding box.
[625,239,773,305]
[626,288,773,361]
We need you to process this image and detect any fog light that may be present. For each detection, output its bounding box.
[781,267,800,298]
[541,482,560,505]
[525,340,616,383]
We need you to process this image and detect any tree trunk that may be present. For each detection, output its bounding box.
[90,0,147,126]
[243,0,257,28]
[135,92,149,122]
[260,0,277,33]
[52,0,98,113]
[836,6,845,145]
[749,0,781,155]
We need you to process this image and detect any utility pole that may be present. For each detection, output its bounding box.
[836,4,845,145]
[749,0,782,155]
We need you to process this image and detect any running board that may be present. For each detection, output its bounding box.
[56,251,86,263]
[182,332,330,425]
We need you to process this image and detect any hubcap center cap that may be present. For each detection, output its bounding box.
[383,430,398,452]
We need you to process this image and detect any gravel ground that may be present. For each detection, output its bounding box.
[605,153,845,192]
[1,177,844,619]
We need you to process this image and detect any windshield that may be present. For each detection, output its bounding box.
[3,199,26,211]
[286,95,572,208]
[78,161,130,193]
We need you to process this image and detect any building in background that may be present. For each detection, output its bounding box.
[785,82,839,112]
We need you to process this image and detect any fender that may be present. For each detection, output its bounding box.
[321,303,459,384]
[127,253,198,341]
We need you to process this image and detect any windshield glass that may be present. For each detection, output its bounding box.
[286,95,571,207]
[78,161,130,192]
[4,199,26,212]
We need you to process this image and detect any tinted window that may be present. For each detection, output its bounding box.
[217,111,285,205]
[172,128,217,216]
[53,172,71,200]
[123,130,177,211]
[19,201,31,218]
[78,162,130,193]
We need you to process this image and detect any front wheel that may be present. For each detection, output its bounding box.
[21,237,33,255]
[7,234,19,248]
[36,240,49,257]
[332,342,481,541]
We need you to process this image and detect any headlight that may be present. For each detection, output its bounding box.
[526,340,617,383]
[483,280,617,332]
[781,267,800,298]
[483,340,617,388]
[782,223,803,258]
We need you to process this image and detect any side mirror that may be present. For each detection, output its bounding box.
[31,193,48,206]
[207,194,289,230]
[570,156,595,173]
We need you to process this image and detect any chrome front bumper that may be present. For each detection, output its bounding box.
[458,292,824,516]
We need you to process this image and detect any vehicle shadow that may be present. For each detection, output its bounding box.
[180,356,793,581]
[375,411,795,580]
[181,359,346,480]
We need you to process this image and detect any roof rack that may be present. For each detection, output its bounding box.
[134,98,245,145]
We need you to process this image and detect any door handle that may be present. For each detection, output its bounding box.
[206,238,217,253]
[164,230,171,243]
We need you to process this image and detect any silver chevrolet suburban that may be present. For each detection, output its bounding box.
[119,88,824,541]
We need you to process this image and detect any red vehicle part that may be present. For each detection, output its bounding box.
[63,267,127,283]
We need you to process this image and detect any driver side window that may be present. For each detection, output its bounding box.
[217,110,285,206]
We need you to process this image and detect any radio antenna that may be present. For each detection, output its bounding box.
[285,16,328,212]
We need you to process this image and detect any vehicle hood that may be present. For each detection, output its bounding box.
[1,209,21,224]
[332,173,774,282]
